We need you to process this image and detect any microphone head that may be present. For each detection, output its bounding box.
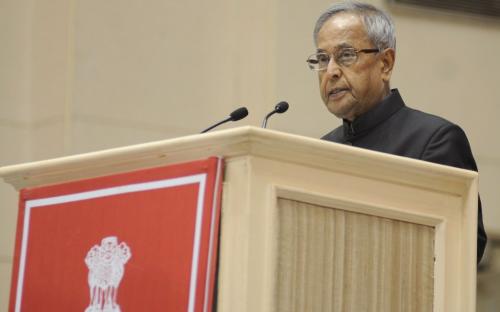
[229,107,249,121]
[275,101,289,113]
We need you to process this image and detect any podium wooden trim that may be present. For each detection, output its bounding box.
[0,126,478,311]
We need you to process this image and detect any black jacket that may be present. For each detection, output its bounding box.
[322,89,487,263]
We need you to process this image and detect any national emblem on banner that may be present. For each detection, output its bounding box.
[85,236,131,312]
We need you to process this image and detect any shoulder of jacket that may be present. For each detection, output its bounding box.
[401,106,458,130]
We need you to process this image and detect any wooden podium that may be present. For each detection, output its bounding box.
[0,126,478,312]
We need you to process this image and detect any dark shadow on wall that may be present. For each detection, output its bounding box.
[477,235,500,312]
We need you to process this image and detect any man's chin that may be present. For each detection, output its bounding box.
[326,102,355,120]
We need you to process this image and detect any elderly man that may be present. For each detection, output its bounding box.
[307,1,486,262]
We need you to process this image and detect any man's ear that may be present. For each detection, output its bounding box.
[380,48,395,82]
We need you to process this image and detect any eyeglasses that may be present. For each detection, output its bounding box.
[306,48,380,71]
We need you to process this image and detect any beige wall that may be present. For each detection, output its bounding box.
[1,0,499,310]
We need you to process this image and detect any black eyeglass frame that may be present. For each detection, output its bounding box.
[306,48,380,71]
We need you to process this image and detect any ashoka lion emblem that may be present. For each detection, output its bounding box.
[85,236,131,312]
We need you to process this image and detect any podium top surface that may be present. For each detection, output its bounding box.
[0,126,476,192]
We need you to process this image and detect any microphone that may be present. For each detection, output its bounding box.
[261,101,289,128]
[201,107,249,133]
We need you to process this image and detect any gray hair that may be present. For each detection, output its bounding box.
[313,1,396,51]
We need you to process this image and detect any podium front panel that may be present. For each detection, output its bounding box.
[276,198,434,312]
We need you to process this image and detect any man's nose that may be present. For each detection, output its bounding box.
[325,58,342,79]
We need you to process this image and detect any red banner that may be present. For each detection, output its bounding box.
[9,158,223,312]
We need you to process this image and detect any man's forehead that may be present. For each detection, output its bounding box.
[324,12,362,29]
[316,12,369,49]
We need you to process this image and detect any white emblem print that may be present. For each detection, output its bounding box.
[84,236,131,312]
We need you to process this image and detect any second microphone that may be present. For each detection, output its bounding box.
[262,101,289,128]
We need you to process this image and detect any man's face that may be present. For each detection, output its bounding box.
[316,13,393,121]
